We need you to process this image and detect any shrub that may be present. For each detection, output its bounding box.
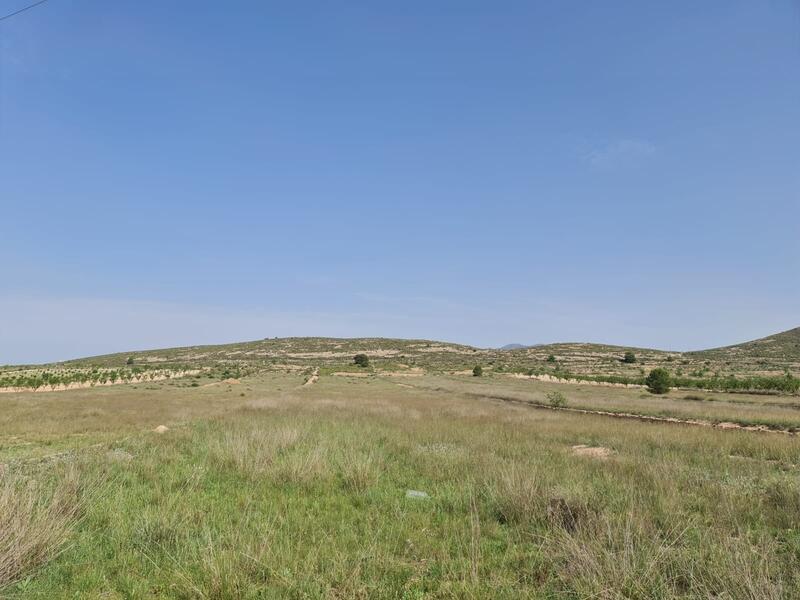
[353,354,370,368]
[645,368,671,394]
[126,357,135,365]
[473,365,483,377]
[547,354,556,363]
[546,391,567,408]
[623,351,636,364]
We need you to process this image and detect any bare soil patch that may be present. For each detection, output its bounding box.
[332,372,371,378]
[571,444,614,459]
[203,378,241,388]
[382,370,425,377]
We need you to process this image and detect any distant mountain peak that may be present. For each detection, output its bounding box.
[499,343,527,351]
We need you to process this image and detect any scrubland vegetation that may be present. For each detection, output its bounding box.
[0,368,798,597]
[1,331,799,597]
[8,328,794,395]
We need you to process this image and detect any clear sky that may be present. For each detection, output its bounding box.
[1,1,798,364]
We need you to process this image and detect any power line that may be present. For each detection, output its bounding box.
[0,0,51,22]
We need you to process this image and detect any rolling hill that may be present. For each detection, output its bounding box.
[2,327,797,394]
[690,327,800,360]
[40,326,800,376]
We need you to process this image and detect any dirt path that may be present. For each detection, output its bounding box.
[203,377,241,388]
[302,368,320,387]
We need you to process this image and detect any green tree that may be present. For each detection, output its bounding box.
[546,354,556,363]
[645,368,671,394]
[623,351,636,364]
[472,365,483,377]
[353,354,370,368]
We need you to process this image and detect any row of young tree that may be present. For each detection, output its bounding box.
[565,370,799,394]
[475,363,799,395]
[0,365,194,390]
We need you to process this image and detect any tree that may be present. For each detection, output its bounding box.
[623,351,637,364]
[126,356,135,365]
[645,368,671,394]
[472,365,483,377]
[547,354,556,363]
[353,354,370,368]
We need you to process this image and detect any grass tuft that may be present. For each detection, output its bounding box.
[0,466,85,588]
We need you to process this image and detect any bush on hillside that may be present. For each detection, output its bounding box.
[473,365,483,377]
[546,391,567,408]
[645,368,671,394]
[623,351,637,364]
[353,354,370,368]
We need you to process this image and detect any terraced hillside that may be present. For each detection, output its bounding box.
[61,337,480,373]
[2,328,798,395]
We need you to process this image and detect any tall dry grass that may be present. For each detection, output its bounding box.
[3,373,799,596]
[0,466,85,588]
[549,513,786,599]
[208,425,302,476]
[488,463,545,527]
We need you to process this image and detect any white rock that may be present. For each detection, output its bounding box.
[154,425,169,434]
[405,489,430,500]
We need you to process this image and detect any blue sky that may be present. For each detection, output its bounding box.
[1,1,798,363]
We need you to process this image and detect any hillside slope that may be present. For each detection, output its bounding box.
[2,328,797,393]
[61,337,480,371]
[690,327,800,361]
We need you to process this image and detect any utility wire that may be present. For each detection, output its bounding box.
[0,0,50,22]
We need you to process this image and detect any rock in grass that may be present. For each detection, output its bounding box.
[405,489,430,500]
[106,449,134,462]
[154,425,169,434]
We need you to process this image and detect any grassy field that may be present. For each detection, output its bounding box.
[2,363,799,598]
[409,375,800,432]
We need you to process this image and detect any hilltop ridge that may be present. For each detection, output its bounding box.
[691,327,800,360]
[2,327,796,395]
[37,326,799,381]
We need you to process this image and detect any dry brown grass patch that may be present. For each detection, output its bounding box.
[338,450,381,493]
[0,466,85,588]
[571,444,614,460]
[548,513,787,599]
[489,464,544,526]
[210,426,303,476]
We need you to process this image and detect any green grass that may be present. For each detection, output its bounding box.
[418,375,800,431]
[1,373,799,597]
